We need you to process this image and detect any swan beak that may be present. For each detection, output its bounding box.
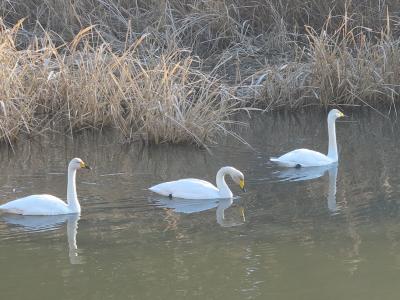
[239,207,246,222]
[80,161,91,170]
[339,111,346,118]
[239,179,246,192]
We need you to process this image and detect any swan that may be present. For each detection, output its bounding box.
[270,109,345,167]
[0,158,91,215]
[148,166,245,199]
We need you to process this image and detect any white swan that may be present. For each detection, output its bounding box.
[270,109,345,167]
[0,158,90,215]
[148,166,245,199]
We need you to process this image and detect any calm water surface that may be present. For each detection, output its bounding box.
[1,110,400,299]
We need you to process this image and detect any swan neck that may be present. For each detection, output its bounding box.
[327,117,338,161]
[67,167,81,213]
[216,168,233,198]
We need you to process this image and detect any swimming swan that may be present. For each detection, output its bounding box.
[270,109,345,167]
[149,166,245,199]
[0,158,91,215]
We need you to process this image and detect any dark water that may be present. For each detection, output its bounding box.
[1,110,400,300]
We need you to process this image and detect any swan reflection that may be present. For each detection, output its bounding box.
[216,198,245,227]
[2,213,83,264]
[274,164,339,213]
[152,197,245,227]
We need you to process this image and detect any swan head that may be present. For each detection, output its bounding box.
[328,109,345,121]
[69,158,91,171]
[225,167,245,192]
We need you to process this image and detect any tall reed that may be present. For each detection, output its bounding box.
[0,20,239,146]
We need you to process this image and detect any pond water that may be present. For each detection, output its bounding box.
[1,109,400,300]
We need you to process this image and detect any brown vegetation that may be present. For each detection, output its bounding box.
[1,1,400,145]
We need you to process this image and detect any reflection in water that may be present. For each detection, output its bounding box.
[274,164,336,182]
[216,198,245,227]
[152,197,244,227]
[274,164,339,213]
[327,166,338,213]
[2,214,83,265]
[151,197,219,214]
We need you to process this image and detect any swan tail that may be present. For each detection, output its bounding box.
[148,185,170,197]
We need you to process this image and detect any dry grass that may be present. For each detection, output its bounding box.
[255,15,400,110]
[0,20,239,146]
[2,1,400,145]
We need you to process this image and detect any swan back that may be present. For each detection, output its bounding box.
[149,178,220,199]
[0,194,69,215]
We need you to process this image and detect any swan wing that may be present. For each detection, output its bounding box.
[149,178,220,199]
[271,148,334,167]
[0,194,69,215]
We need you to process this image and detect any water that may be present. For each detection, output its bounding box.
[1,110,400,299]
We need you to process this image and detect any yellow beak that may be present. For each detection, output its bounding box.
[80,161,91,170]
[239,179,245,191]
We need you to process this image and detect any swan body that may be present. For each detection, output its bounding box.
[0,158,90,216]
[0,195,70,215]
[271,149,336,167]
[149,166,245,199]
[270,109,345,167]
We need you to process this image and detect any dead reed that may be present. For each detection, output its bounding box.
[0,20,239,146]
[2,1,400,145]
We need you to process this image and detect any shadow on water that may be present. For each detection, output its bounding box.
[1,109,400,299]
